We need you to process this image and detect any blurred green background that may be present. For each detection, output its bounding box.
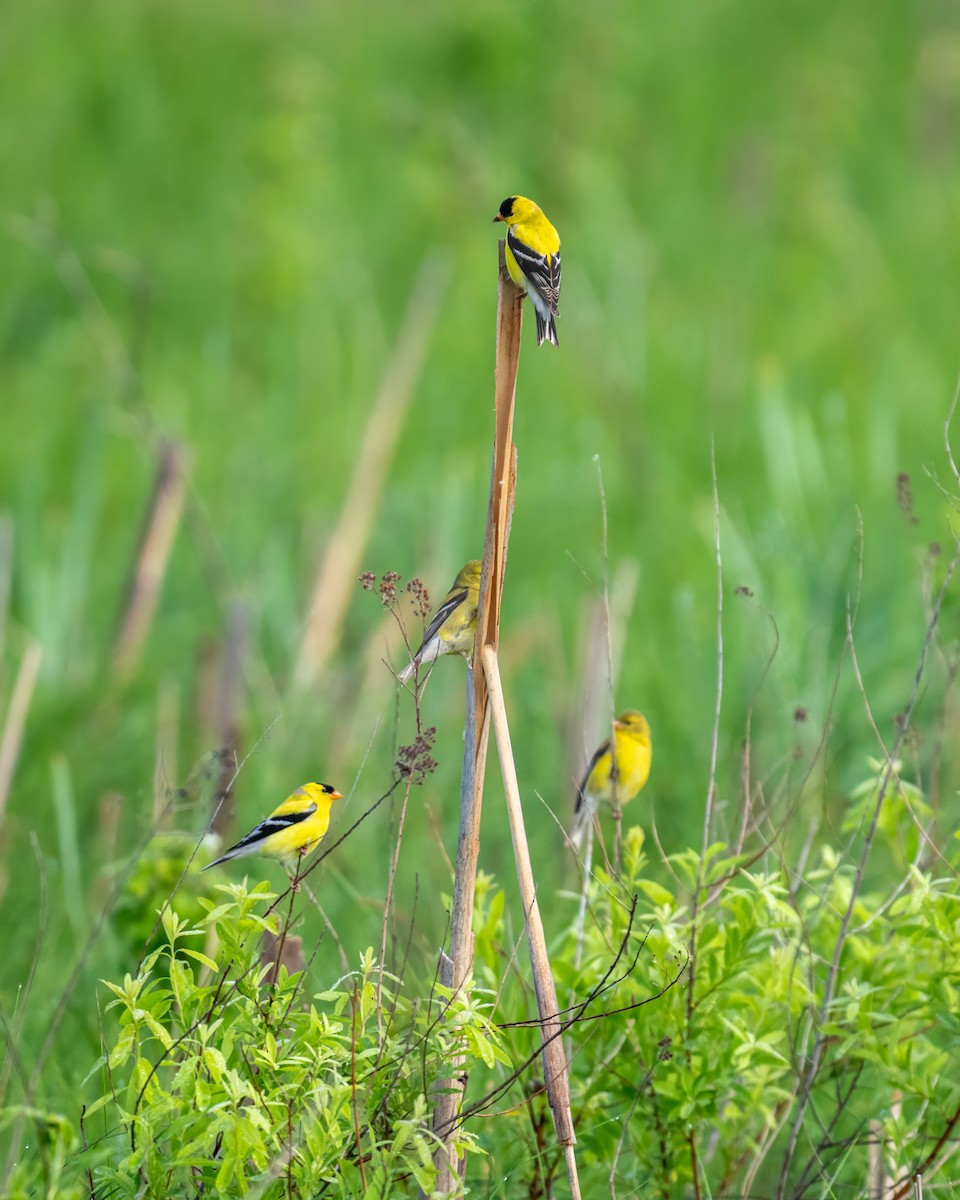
[2,0,959,1149]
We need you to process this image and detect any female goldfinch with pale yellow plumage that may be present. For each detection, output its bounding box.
[398,560,481,683]
[204,782,343,871]
[570,711,651,849]
[493,195,561,346]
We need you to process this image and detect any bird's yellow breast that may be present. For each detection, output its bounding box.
[585,727,652,808]
[265,805,333,863]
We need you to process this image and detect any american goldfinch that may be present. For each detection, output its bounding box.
[398,559,481,684]
[493,195,561,347]
[203,782,343,869]
[571,711,651,850]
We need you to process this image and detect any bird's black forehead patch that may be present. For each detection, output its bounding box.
[320,782,336,794]
[499,196,517,218]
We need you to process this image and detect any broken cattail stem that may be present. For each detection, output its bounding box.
[294,257,447,689]
[113,440,187,680]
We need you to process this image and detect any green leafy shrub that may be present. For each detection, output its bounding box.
[7,797,960,1199]
[504,816,960,1198]
[54,882,505,1198]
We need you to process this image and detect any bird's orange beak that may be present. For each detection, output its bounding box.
[330,789,344,801]
[493,213,505,223]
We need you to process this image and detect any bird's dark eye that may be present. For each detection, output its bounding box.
[499,197,516,219]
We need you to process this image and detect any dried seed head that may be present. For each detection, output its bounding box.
[406,577,431,619]
[395,726,438,786]
[379,571,401,608]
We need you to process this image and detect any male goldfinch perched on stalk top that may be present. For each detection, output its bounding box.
[398,560,481,684]
[204,782,342,871]
[493,195,561,347]
[570,711,651,850]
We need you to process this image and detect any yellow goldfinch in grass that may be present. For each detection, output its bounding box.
[571,711,651,850]
[204,782,343,870]
[398,559,481,684]
[493,195,561,346]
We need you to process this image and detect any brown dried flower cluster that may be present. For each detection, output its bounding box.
[406,577,431,620]
[395,727,438,786]
[358,570,403,608]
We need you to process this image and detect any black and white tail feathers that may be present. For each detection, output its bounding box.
[535,310,559,347]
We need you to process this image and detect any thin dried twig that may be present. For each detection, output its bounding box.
[569,466,639,963]
[573,548,639,964]
[594,457,622,875]
[568,558,639,799]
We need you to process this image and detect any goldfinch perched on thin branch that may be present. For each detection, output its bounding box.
[493,195,561,347]
[398,559,481,684]
[203,782,342,870]
[570,711,651,850]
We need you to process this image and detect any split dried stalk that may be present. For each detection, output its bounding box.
[482,644,577,1165]
[429,247,522,1193]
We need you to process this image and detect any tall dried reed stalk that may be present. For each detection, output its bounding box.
[429,245,580,1198]
[294,259,446,689]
